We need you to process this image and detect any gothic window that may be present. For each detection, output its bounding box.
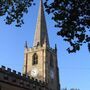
[50,54,54,68]
[32,53,38,65]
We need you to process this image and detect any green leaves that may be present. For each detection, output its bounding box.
[44,0,90,53]
[0,0,34,27]
[0,0,90,53]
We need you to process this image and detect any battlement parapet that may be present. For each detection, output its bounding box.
[24,45,56,55]
[47,46,56,54]
[25,45,44,53]
[0,66,48,89]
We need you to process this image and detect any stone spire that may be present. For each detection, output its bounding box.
[33,0,49,47]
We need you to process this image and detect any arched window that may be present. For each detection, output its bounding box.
[32,53,38,65]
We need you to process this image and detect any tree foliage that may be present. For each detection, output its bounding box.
[44,0,90,53]
[0,0,90,53]
[0,0,34,27]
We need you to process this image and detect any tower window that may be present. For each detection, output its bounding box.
[32,53,38,65]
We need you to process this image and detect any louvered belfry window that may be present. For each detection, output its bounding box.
[32,53,38,65]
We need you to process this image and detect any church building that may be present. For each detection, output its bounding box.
[0,0,60,90]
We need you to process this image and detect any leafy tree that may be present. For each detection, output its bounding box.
[44,0,90,53]
[0,0,34,27]
[0,0,90,53]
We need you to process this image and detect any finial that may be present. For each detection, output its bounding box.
[55,44,57,53]
[25,41,28,48]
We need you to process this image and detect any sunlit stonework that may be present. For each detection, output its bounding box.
[23,0,60,90]
[0,0,60,90]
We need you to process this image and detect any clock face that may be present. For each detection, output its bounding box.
[31,68,38,77]
[50,70,54,79]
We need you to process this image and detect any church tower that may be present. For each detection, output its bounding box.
[23,0,60,90]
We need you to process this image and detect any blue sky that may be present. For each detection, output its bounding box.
[0,0,90,90]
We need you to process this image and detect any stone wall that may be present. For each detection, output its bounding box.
[0,66,49,90]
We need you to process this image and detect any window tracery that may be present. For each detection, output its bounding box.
[32,53,38,65]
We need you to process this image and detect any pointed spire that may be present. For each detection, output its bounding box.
[33,0,49,47]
